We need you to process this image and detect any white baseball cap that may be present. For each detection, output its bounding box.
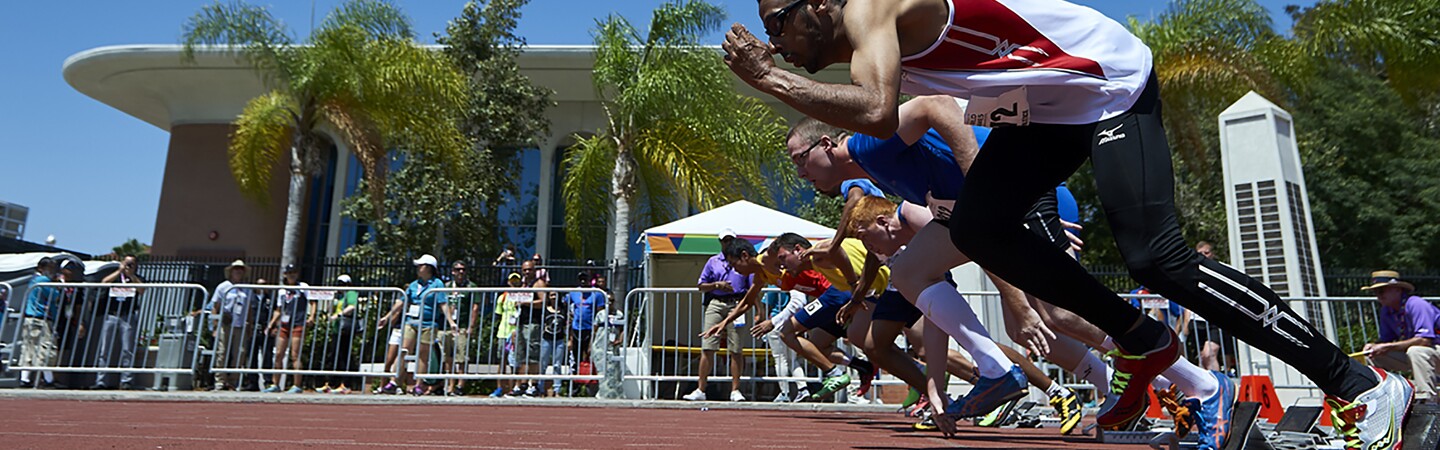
[718,228,738,240]
[337,274,353,284]
[413,254,438,267]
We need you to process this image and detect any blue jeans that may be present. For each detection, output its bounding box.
[538,338,566,391]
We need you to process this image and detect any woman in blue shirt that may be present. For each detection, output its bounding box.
[399,255,454,395]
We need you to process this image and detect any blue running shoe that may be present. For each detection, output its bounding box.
[1193,370,1236,450]
[945,365,1028,419]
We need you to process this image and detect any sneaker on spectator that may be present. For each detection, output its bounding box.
[286,386,303,394]
[490,387,504,398]
[773,392,790,403]
[506,385,524,397]
[374,381,398,395]
[210,384,228,392]
[333,385,352,395]
[262,385,281,393]
[682,389,707,401]
[791,388,810,403]
[523,385,538,397]
[317,384,333,394]
[729,390,746,402]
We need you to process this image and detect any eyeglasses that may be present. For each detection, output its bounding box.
[792,132,844,165]
[452,267,466,272]
[764,0,806,37]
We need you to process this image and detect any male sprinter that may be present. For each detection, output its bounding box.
[702,237,875,400]
[725,0,1409,446]
[796,94,1233,445]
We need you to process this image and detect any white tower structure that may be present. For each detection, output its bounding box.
[1218,91,1331,402]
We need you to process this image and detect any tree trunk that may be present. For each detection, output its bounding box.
[280,144,308,271]
[609,146,636,294]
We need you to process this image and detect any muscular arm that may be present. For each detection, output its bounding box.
[726,3,902,137]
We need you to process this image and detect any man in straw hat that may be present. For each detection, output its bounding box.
[1364,270,1438,403]
[208,260,253,391]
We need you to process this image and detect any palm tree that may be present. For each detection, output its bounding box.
[1285,0,1440,106]
[561,0,796,291]
[181,0,470,268]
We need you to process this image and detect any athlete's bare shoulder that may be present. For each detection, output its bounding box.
[844,0,949,57]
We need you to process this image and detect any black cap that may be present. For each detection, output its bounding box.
[63,261,85,273]
[282,263,299,273]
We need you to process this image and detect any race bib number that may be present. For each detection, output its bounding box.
[109,287,136,300]
[508,292,534,303]
[280,313,291,324]
[405,304,421,318]
[803,299,824,315]
[963,87,1030,128]
[307,290,336,301]
[924,191,956,222]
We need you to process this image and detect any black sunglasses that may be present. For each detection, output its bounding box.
[765,0,807,37]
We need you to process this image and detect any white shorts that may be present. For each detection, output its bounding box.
[388,328,403,346]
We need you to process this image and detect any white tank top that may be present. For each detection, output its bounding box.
[898,0,1153,125]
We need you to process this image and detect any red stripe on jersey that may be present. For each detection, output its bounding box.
[903,0,1105,78]
[779,270,831,294]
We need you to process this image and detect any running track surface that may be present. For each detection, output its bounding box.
[0,399,1138,449]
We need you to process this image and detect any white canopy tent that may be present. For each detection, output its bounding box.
[640,200,832,288]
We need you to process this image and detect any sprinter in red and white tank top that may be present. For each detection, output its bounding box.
[723,1,1410,448]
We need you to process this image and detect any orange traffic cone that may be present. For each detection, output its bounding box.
[1237,375,1283,424]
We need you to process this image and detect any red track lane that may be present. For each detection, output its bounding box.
[0,399,1139,449]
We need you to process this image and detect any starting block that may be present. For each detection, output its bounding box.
[1402,403,1440,450]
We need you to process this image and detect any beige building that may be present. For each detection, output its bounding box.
[64,45,847,261]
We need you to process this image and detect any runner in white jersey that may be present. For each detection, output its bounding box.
[723,0,1411,447]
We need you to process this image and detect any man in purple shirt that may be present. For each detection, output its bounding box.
[1363,270,1439,402]
[683,230,756,402]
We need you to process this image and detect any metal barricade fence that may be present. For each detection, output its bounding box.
[204,284,406,392]
[415,287,609,397]
[7,282,210,390]
[1,282,15,382]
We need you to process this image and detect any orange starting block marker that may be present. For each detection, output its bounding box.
[1237,375,1283,424]
[1146,388,1165,419]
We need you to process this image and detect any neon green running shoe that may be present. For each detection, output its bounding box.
[976,398,1020,427]
[810,373,852,400]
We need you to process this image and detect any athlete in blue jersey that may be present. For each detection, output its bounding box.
[792,95,1232,444]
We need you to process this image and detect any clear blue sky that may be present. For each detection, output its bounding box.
[0,0,1302,255]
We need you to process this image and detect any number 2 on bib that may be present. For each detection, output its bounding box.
[964,86,1030,128]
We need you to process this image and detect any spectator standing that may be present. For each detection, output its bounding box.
[399,254,453,396]
[538,273,579,396]
[494,246,518,266]
[319,274,359,394]
[567,273,609,367]
[491,272,524,397]
[374,280,407,395]
[684,232,753,402]
[20,257,60,388]
[264,264,312,394]
[445,261,479,396]
[530,254,551,285]
[242,278,275,391]
[1363,271,1440,403]
[759,289,809,402]
[507,259,548,397]
[56,261,89,373]
[208,260,252,391]
[95,255,145,390]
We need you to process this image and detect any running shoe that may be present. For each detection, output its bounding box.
[1096,330,1181,431]
[851,358,877,398]
[317,383,333,394]
[908,395,932,418]
[729,390,746,402]
[945,365,1027,419]
[490,387,504,398]
[811,373,852,400]
[1049,387,1083,435]
[773,392,790,403]
[976,397,1020,427]
[523,385,538,397]
[1325,367,1413,450]
[913,410,938,431]
[285,386,303,394]
[262,385,281,393]
[791,388,810,403]
[1155,385,1194,438]
[1191,371,1234,450]
[333,385,352,395]
[682,389,707,401]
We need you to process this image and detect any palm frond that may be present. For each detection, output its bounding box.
[181,1,297,87]
[1290,0,1440,102]
[561,135,620,257]
[646,0,725,47]
[229,90,298,204]
[321,0,414,41]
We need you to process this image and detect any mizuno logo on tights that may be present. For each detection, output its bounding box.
[1098,124,1126,145]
